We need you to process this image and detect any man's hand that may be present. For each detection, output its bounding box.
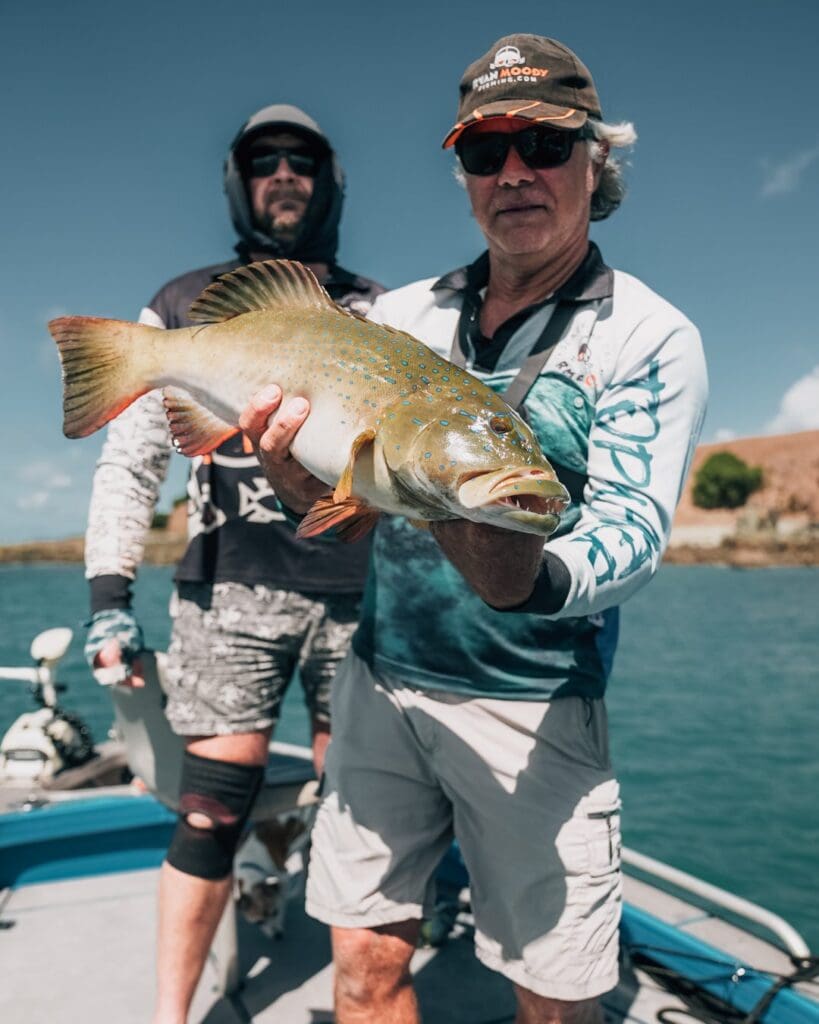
[94,640,145,689]
[84,608,145,688]
[239,385,329,514]
[430,520,545,609]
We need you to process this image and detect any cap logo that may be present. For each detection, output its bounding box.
[472,58,551,94]
[490,45,526,70]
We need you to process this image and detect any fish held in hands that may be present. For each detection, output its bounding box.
[49,260,569,541]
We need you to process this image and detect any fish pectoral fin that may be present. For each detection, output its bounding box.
[187,259,338,324]
[333,429,376,502]
[296,494,380,544]
[163,387,239,456]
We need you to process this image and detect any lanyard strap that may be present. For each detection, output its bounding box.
[449,298,596,412]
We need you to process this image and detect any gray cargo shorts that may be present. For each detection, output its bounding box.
[306,651,622,1002]
[163,581,360,736]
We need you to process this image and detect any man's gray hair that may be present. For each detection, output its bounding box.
[585,119,637,221]
[452,117,637,221]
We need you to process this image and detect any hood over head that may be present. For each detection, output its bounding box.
[224,103,344,263]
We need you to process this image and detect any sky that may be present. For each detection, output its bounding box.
[1,0,817,543]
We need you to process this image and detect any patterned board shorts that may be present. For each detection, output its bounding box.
[163,581,361,736]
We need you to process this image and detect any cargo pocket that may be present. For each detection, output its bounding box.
[559,795,622,959]
[585,799,622,878]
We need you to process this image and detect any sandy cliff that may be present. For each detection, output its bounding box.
[670,430,819,550]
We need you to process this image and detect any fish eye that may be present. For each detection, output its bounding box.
[489,415,512,434]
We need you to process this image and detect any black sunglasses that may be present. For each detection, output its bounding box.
[247,148,321,178]
[455,126,586,176]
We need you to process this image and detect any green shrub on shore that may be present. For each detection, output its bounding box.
[693,452,763,509]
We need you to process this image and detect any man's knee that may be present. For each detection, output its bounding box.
[332,922,419,1004]
[166,750,265,880]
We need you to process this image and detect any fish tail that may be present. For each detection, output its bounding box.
[48,316,157,438]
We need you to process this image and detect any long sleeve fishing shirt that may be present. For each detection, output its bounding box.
[352,245,708,700]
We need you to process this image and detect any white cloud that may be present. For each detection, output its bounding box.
[17,491,50,510]
[19,460,70,483]
[760,145,819,197]
[14,461,74,515]
[765,366,819,434]
[712,428,738,443]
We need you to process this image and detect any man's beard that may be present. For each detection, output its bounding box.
[259,189,310,246]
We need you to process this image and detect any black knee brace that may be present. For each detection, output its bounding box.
[166,751,265,880]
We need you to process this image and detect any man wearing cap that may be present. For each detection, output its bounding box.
[241,35,708,1024]
[81,104,383,1023]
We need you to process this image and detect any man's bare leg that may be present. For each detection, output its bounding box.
[331,920,421,1024]
[152,729,271,1024]
[514,985,605,1024]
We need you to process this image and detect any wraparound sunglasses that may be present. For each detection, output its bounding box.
[455,126,588,176]
[247,148,321,178]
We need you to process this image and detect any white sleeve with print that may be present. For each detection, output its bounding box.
[83,307,174,581]
[547,296,708,619]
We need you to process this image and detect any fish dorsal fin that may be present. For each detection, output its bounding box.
[188,259,338,324]
[163,386,239,456]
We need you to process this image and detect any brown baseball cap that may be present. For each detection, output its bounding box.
[442,34,602,148]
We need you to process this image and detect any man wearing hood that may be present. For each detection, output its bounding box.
[82,104,383,1023]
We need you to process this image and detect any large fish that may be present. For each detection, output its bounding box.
[49,260,569,541]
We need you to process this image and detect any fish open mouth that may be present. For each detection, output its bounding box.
[492,492,566,516]
[458,468,570,532]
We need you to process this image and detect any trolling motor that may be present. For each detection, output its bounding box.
[0,628,95,784]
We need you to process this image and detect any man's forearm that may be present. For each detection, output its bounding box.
[429,520,546,608]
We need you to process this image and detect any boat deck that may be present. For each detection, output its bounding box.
[1,865,754,1024]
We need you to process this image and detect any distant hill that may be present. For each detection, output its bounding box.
[674,429,819,523]
[0,532,185,565]
[669,429,819,558]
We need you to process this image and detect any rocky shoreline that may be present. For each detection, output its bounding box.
[2,534,817,569]
[663,537,819,568]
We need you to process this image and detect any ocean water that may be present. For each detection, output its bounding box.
[0,562,816,950]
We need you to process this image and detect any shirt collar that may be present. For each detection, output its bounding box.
[432,242,613,304]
